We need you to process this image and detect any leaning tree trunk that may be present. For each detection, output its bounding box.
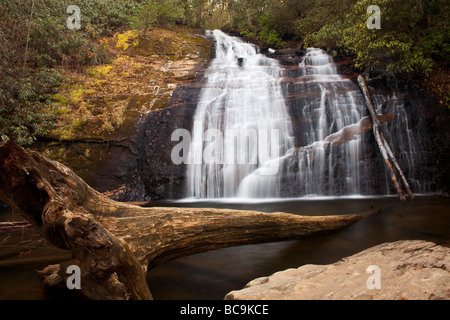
[357,75,415,201]
[0,141,379,300]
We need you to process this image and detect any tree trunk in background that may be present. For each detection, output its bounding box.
[0,141,378,300]
[357,75,415,201]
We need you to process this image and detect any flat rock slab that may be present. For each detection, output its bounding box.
[225,240,450,300]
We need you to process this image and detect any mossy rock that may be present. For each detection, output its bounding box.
[48,27,211,143]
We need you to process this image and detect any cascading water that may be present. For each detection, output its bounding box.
[186,30,295,198]
[368,90,426,194]
[285,48,367,197]
[185,31,428,199]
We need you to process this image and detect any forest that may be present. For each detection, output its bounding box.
[0,0,449,302]
[0,0,448,145]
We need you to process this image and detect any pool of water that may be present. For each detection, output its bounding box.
[0,196,449,300]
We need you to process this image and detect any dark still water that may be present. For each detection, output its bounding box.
[0,196,449,300]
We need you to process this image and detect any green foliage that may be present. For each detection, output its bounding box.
[0,0,141,145]
[0,63,63,145]
[1,0,448,145]
[223,0,291,47]
[132,0,185,30]
[223,0,448,77]
[337,0,445,74]
[296,0,347,41]
[301,0,449,75]
[257,16,284,48]
[304,20,345,49]
[240,30,257,40]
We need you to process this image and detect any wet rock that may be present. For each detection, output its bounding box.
[280,48,448,196]
[137,81,205,200]
[138,39,449,200]
[273,48,304,65]
[33,28,212,202]
[32,138,146,202]
[38,31,449,201]
[225,240,450,300]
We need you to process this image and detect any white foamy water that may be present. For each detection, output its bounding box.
[186,30,294,198]
[291,48,365,196]
[185,34,425,200]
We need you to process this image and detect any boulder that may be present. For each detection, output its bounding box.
[225,240,450,300]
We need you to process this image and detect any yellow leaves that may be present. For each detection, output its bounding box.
[48,27,210,141]
[52,93,69,105]
[99,38,111,51]
[69,86,85,104]
[114,54,133,66]
[53,106,71,116]
[88,65,113,77]
[114,30,140,51]
[85,24,100,38]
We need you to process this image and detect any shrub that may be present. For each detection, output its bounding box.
[0,0,141,145]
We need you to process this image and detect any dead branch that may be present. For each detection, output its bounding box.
[357,75,414,201]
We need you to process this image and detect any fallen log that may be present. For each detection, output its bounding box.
[0,141,378,300]
[0,222,32,230]
[357,75,414,201]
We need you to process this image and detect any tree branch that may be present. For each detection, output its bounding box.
[0,141,377,299]
[357,75,414,201]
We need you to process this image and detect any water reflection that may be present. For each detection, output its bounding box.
[147,196,449,299]
[0,196,449,300]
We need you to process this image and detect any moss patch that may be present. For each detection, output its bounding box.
[115,30,140,51]
[49,27,211,141]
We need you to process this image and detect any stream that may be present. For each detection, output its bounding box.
[1,196,448,300]
[0,30,448,301]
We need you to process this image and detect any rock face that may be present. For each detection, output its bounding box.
[225,240,450,300]
[137,82,204,200]
[34,29,449,201]
[140,44,449,200]
[33,28,212,202]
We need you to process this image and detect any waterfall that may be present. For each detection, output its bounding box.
[185,32,427,199]
[237,48,367,198]
[288,48,366,197]
[368,90,425,194]
[186,30,294,198]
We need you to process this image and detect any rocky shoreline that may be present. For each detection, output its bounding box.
[225,240,450,300]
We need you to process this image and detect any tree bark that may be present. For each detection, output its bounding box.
[293,113,395,154]
[0,141,378,300]
[357,75,414,201]
[0,221,31,231]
